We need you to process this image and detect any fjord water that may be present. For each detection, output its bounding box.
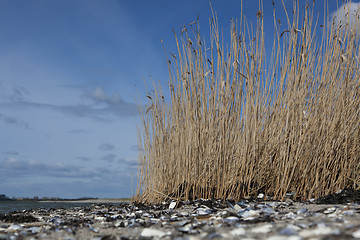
[0,200,121,214]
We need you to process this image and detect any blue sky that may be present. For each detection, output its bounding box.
[0,1,358,199]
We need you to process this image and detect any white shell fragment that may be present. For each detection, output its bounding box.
[196,207,212,215]
[299,223,338,237]
[251,224,273,234]
[233,204,242,211]
[7,225,23,231]
[353,229,360,238]
[230,227,246,236]
[224,216,239,223]
[297,208,308,214]
[141,228,167,238]
[257,193,265,198]
[169,201,177,209]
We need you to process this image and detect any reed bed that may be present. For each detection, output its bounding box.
[136,0,360,203]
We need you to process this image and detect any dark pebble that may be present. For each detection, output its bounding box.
[0,213,38,223]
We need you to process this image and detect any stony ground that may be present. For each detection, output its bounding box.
[1,190,360,240]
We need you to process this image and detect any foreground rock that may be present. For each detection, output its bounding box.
[0,196,360,239]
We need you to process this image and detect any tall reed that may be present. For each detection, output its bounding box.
[136,0,360,203]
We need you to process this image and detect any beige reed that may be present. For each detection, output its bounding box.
[136,0,360,203]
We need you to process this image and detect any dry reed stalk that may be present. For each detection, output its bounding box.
[135,0,360,203]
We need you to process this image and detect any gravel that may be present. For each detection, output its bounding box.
[1,190,360,239]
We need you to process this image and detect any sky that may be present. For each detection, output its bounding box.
[0,0,358,199]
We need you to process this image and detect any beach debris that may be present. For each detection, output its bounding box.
[0,194,360,239]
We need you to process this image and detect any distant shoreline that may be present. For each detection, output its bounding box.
[0,198,131,203]
[39,198,131,203]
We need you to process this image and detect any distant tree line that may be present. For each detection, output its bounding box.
[0,194,98,201]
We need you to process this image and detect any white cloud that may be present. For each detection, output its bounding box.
[85,87,125,106]
[101,153,117,163]
[10,86,29,102]
[0,91,139,121]
[69,129,90,134]
[2,150,19,156]
[76,156,92,162]
[331,2,360,38]
[129,145,143,152]
[0,113,30,129]
[118,157,138,167]
[2,157,45,171]
[99,142,115,151]
[1,157,119,180]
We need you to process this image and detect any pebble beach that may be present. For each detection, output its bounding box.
[1,189,360,240]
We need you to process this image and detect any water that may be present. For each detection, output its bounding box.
[0,200,123,214]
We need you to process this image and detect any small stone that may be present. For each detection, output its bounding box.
[135,210,144,215]
[299,223,338,237]
[27,226,41,234]
[150,218,160,224]
[176,220,191,227]
[224,216,239,223]
[177,225,193,233]
[230,227,246,236]
[0,234,10,240]
[251,224,273,234]
[284,212,296,219]
[142,212,150,217]
[88,226,99,233]
[238,209,260,218]
[267,236,302,240]
[267,202,278,208]
[95,216,106,221]
[114,220,126,227]
[233,204,242,211]
[279,224,300,235]
[297,208,308,214]
[261,207,276,214]
[205,232,221,239]
[141,228,167,238]
[7,224,23,232]
[285,199,293,205]
[352,229,360,238]
[341,210,355,216]
[237,202,249,208]
[170,214,178,221]
[323,207,337,214]
[196,208,211,215]
[179,211,190,217]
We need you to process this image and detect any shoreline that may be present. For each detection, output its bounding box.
[0,198,131,203]
[0,199,132,215]
[39,198,131,203]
